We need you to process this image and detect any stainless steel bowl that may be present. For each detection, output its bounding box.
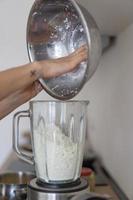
[27,0,101,100]
[0,171,35,199]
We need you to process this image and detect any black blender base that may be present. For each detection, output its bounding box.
[28,178,88,194]
[36,178,82,190]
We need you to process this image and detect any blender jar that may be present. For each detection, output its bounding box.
[13,101,89,184]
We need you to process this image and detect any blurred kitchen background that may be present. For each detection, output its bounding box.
[0,0,133,199]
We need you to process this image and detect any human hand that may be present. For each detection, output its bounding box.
[37,45,88,78]
[0,45,87,120]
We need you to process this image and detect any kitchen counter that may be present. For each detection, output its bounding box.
[0,152,129,200]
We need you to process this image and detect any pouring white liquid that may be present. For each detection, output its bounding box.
[34,124,79,182]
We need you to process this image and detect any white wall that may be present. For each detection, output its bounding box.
[78,0,133,35]
[0,0,133,199]
[84,24,133,199]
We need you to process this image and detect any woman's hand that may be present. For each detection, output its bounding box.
[0,45,87,101]
[0,45,88,119]
[38,45,88,78]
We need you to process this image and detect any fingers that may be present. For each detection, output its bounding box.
[39,44,88,78]
[71,45,88,56]
[67,45,88,65]
[33,81,43,96]
[76,46,88,61]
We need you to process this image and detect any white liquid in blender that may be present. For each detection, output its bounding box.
[34,124,78,182]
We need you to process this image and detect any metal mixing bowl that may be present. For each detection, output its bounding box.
[27,0,101,100]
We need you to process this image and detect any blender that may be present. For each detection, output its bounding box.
[13,0,111,199]
[13,101,110,200]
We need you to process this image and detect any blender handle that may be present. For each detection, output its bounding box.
[13,110,34,165]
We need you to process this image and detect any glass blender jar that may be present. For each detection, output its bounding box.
[13,100,89,185]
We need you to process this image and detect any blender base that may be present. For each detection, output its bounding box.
[27,178,110,200]
[27,178,88,200]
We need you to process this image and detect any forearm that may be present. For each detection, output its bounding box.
[0,62,42,101]
[0,94,23,120]
[0,82,42,120]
